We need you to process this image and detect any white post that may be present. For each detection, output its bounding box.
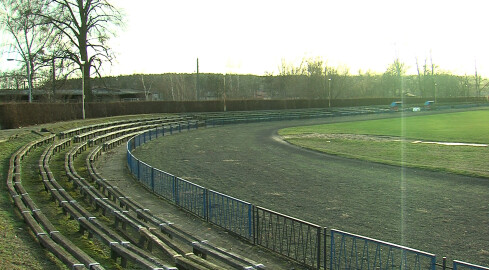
[223,73,227,112]
[328,78,332,108]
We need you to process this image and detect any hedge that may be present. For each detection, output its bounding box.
[1,97,486,129]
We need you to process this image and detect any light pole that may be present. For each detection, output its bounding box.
[223,73,227,112]
[7,57,32,103]
[434,83,437,103]
[81,61,86,119]
[328,78,332,108]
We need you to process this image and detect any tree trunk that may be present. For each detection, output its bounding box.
[83,61,93,101]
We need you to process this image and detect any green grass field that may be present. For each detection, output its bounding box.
[279,110,489,177]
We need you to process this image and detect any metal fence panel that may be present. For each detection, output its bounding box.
[330,229,436,270]
[175,177,206,218]
[138,160,152,187]
[254,206,322,269]
[126,145,133,172]
[153,168,176,202]
[135,133,142,147]
[454,261,489,270]
[208,190,253,240]
[128,152,138,175]
[132,156,139,179]
[150,128,157,140]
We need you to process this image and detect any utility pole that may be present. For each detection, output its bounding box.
[223,74,227,112]
[328,78,332,108]
[196,58,200,100]
[475,59,480,98]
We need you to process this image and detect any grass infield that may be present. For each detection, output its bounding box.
[279,110,489,178]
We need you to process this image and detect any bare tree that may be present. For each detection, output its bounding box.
[44,0,124,101]
[1,0,55,102]
[383,58,407,97]
[475,60,482,98]
[140,74,154,101]
[415,58,423,97]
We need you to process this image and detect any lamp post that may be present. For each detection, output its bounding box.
[434,83,437,103]
[7,57,32,103]
[328,78,332,108]
[223,73,227,112]
[41,56,56,100]
[81,61,86,119]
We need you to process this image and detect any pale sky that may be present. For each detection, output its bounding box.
[4,0,488,77]
[107,0,489,76]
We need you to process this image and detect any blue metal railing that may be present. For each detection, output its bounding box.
[208,190,253,240]
[152,168,176,202]
[454,261,489,270]
[174,177,207,218]
[330,229,436,270]
[254,206,323,269]
[138,160,153,188]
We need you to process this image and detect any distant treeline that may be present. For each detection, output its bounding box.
[4,57,487,102]
[65,71,484,102]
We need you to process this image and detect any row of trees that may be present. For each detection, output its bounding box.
[0,0,123,102]
[266,57,486,100]
[2,53,486,102]
[49,57,484,102]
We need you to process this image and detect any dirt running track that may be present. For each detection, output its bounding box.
[98,113,489,267]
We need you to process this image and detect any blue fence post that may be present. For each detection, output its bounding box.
[126,149,131,172]
[248,204,252,239]
[253,206,257,245]
[330,230,335,270]
[155,126,158,138]
[151,167,155,191]
[204,189,208,221]
[173,175,178,204]
[137,159,141,180]
[324,227,327,270]
[170,125,173,135]
[317,226,321,270]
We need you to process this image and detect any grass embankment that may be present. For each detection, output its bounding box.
[279,110,489,178]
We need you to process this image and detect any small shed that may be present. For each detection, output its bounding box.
[424,100,435,110]
[390,101,403,111]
